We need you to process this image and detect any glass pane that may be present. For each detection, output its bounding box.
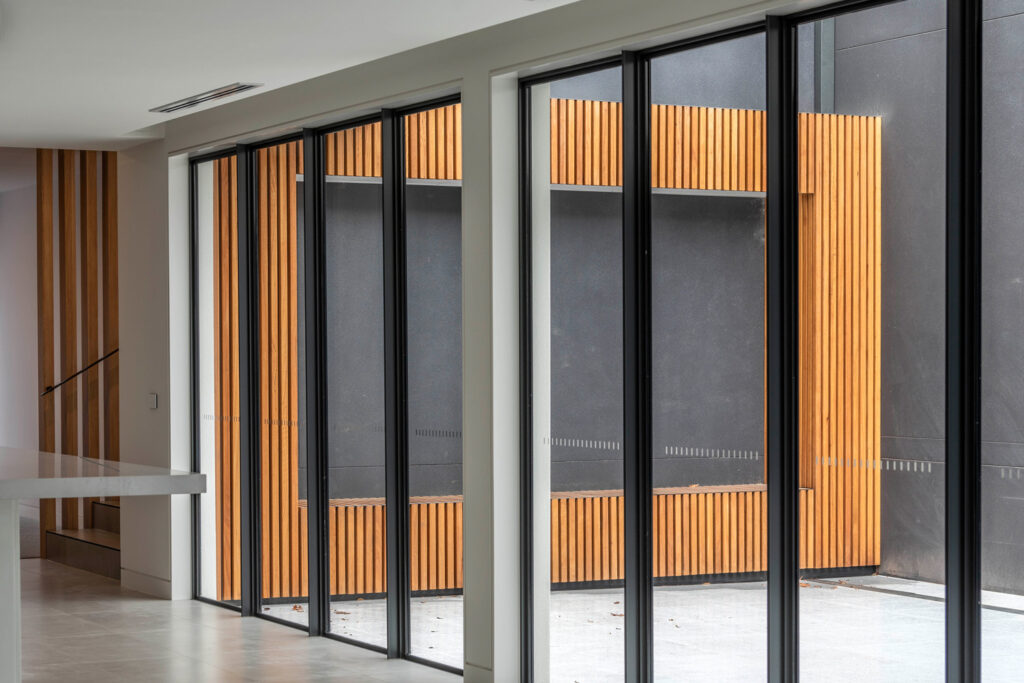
[405,103,464,668]
[254,140,309,626]
[530,67,625,682]
[798,3,946,678]
[196,156,242,605]
[322,122,388,646]
[982,1,1024,678]
[649,33,767,681]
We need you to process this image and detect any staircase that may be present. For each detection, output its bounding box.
[45,500,120,579]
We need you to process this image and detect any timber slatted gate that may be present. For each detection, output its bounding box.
[208,102,881,600]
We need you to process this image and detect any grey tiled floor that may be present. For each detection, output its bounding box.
[271,575,1024,682]
[20,559,460,682]
[25,558,1024,681]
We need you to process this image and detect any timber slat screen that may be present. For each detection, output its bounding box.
[212,156,242,601]
[209,100,880,600]
[35,149,119,554]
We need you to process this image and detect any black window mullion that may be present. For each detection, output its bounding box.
[518,81,535,683]
[302,129,329,637]
[189,160,202,600]
[621,50,653,683]
[765,15,800,683]
[236,143,262,617]
[945,0,983,679]
[382,108,411,658]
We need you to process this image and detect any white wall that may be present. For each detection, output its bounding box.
[0,184,38,451]
[118,139,195,599]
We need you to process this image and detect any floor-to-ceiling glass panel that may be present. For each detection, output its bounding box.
[981,1,1024,678]
[404,103,464,668]
[320,122,388,647]
[530,67,625,683]
[195,155,242,606]
[254,140,309,627]
[798,3,946,678]
[649,33,767,681]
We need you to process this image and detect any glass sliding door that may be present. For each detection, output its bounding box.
[194,154,242,606]
[648,32,767,681]
[321,121,388,647]
[254,139,309,627]
[981,1,1024,678]
[528,66,626,683]
[796,2,946,678]
[404,102,464,668]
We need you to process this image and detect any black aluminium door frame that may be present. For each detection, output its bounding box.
[239,133,307,631]
[620,49,654,683]
[517,22,790,683]
[301,127,329,639]
[946,0,983,679]
[305,100,463,678]
[389,95,466,678]
[188,147,241,612]
[765,14,800,683]
[517,0,987,679]
[186,101,464,661]
[380,108,412,660]
[305,113,393,655]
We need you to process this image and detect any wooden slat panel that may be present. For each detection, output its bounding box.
[101,152,119,470]
[36,150,56,557]
[79,151,100,466]
[35,147,119,549]
[79,152,100,526]
[58,149,79,530]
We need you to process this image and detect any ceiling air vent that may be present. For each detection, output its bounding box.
[149,82,261,114]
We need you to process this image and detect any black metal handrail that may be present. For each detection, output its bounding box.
[40,348,119,397]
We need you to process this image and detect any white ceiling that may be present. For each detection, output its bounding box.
[0,0,577,150]
[0,148,35,193]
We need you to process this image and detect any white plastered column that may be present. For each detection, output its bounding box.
[117,143,193,600]
[461,68,522,682]
[529,81,553,682]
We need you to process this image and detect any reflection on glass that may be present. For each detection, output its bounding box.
[649,33,767,682]
[798,3,946,679]
[981,1,1024,678]
[196,156,242,605]
[254,141,309,626]
[322,122,388,647]
[405,103,464,668]
[531,67,626,682]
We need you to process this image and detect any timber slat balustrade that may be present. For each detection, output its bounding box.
[209,101,880,601]
[35,149,120,554]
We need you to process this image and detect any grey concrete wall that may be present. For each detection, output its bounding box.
[546,190,766,492]
[314,182,463,500]
[323,182,386,500]
[832,0,949,584]
[548,190,624,492]
[651,194,765,487]
[979,2,1024,594]
[831,0,1024,592]
[406,185,463,498]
